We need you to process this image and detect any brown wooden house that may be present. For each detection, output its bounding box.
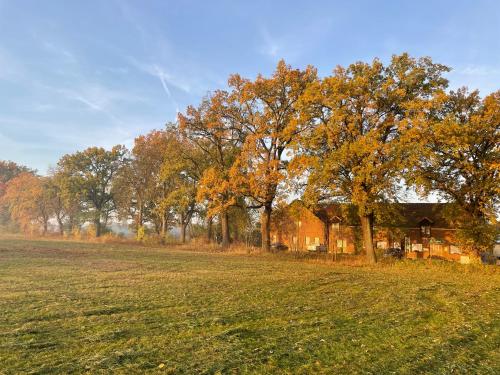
[271,201,465,261]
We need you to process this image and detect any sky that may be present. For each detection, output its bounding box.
[0,0,499,173]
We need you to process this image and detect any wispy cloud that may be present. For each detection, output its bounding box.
[153,65,173,97]
[99,66,129,75]
[456,65,500,76]
[113,0,223,110]
[114,0,148,40]
[41,41,77,63]
[28,38,148,118]
[127,58,189,114]
[33,103,55,112]
[0,116,158,173]
[259,27,280,58]
[0,47,22,81]
[129,57,191,94]
[448,64,500,94]
[0,114,157,150]
[150,64,181,114]
[70,92,103,111]
[53,84,146,123]
[114,0,189,98]
[257,22,330,62]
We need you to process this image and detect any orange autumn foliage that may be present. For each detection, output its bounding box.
[227,60,317,250]
[1,173,51,234]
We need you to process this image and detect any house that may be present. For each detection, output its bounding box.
[271,201,466,261]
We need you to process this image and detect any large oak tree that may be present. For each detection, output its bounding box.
[228,60,317,250]
[158,129,206,243]
[408,88,499,255]
[0,161,34,226]
[56,146,126,237]
[297,54,449,263]
[114,130,171,237]
[179,90,241,247]
[1,173,51,235]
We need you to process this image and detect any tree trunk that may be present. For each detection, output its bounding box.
[180,222,187,243]
[261,204,272,251]
[68,215,75,235]
[137,203,143,234]
[42,220,48,236]
[161,214,167,238]
[206,216,213,243]
[360,213,377,264]
[221,210,230,247]
[95,215,102,237]
[57,215,64,236]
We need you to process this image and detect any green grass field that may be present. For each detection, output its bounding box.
[0,238,499,374]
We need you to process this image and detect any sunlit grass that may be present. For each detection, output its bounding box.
[0,238,498,374]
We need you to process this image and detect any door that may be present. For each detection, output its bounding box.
[404,236,411,253]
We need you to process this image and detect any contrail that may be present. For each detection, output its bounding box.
[154,65,172,98]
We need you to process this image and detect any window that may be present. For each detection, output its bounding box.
[376,241,388,250]
[292,236,297,244]
[273,235,277,242]
[420,225,431,236]
[450,245,461,254]
[412,243,423,252]
[305,236,310,245]
[314,237,320,245]
[298,221,302,228]
[332,223,340,231]
[336,239,347,253]
[404,237,411,251]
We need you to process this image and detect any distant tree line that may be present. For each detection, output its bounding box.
[1,54,498,262]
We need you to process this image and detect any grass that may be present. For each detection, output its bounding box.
[0,238,499,374]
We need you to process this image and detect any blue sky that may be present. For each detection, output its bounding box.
[0,0,499,173]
